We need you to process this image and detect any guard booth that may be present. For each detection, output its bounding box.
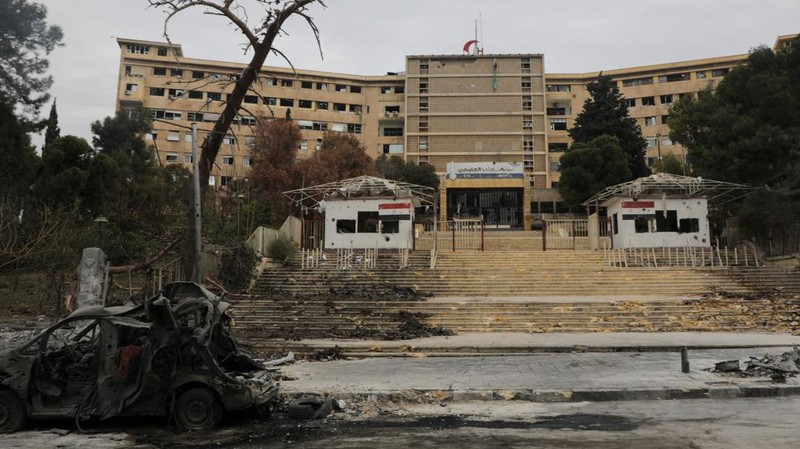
[584,173,752,249]
[282,176,435,250]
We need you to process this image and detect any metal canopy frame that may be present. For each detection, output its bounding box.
[584,173,755,208]
[283,175,436,211]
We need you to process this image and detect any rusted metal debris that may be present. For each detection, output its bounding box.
[0,282,280,433]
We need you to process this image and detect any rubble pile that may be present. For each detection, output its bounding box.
[712,347,800,382]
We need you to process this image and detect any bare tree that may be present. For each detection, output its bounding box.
[147,0,325,278]
[0,200,72,271]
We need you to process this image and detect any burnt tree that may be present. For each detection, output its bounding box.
[148,0,324,278]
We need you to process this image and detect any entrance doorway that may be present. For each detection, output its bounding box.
[447,188,523,229]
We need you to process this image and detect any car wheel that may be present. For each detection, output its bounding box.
[174,388,222,430]
[287,397,334,419]
[0,390,27,433]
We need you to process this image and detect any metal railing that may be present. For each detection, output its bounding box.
[604,245,760,268]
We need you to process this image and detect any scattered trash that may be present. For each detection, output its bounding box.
[287,397,335,419]
[711,346,800,382]
[714,360,740,373]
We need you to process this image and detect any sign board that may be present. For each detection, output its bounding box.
[446,162,524,179]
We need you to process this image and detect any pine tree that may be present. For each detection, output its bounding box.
[569,75,649,178]
[42,99,60,155]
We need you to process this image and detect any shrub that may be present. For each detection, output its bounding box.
[266,235,296,261]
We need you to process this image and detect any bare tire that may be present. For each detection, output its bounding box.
[0,390,27,433]
[174,388,222,430]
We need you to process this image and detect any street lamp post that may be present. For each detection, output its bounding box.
[94,216,109,249]
[236,193,245,242]
[656,133,662,161]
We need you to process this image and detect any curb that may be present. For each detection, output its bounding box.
[281,384,800,404]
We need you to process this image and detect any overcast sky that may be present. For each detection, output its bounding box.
[34,0,799,147]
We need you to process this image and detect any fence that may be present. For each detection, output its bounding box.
[543,219,609,250]
[605,245,760,268]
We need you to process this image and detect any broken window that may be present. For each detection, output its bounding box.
[207,92,222,101]
[679,218,700,233]
[192,70,205,79]
[301,81,313,89]
[546,84,571,93]
[166,153,178,163]
[168,88,183,99]
[153,67,167,76]
[641,97,656,106]
[170,68,183,77]
[221,176,232,187]
[298,99,312,109]
[696,71,707,79]
[336,219,355,233]
[244,95,258,104]
[549,119,567,131]
[645,116,657,126]
[333,103,347,112]
[264,97,276,106]
[523,140,534,151]
[188,90,203,100]
[621,77,653,87]
[149,87,165,96]
[624,98,636,108]
[317,101,328,110]
[125,83,138,94]
[655,210,678,232]
[347,124,362,134]
[357,211,380,233]
[280,79,293,87]
[157,47,168,56]
[127,44,150,54]
[634,216,650,233]
[381,220,400,234]
[660,94,674,104]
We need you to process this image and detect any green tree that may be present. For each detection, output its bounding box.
[669,40,800,187]
[42,98,60,154]
[652,153,685,175]
[34,135,95,211]
[0,96,40,200]
[569,75,649,178]
[0,0,63,118]
[376,155,440,189]
[558,135,631,208]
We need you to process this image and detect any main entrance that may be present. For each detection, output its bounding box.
[446,188,524,229]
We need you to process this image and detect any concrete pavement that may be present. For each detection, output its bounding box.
[277,333,800,403]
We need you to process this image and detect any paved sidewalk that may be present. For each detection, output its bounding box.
[282,332,800,355]
[280,344,800,403]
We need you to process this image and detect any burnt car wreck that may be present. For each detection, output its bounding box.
[0,283,278,432]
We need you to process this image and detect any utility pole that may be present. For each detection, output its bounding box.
[191,123,202,284]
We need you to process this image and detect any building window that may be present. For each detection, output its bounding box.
[208,176,215,186]
[419,118,429,132]
[381,86,392,94]
[546,84,571,93]
[153,110,182,121]
[644,116,657,126]
[347,124,362,134]
[244,136,255,146]
[145,132,157,141]
[334,103,347,112]
[188,90,203,100]
[662,136,673,146]
[165,153,178,163]
[244,95,258,104]
[168,88,183,99]
[157,47,168,56]
[223,135,235,145]
[126,44,150,54]
[350,104,362,114]
[222,156,234,166]
[350,86,362,94]
[301,81,313,89]
[523,140,533,151]
[696,71,707,79]
[658,73,690,83]
[548,142,568,152]
[317,82,328,91]
[184,133,193,143]
[521,58,531,72]
[546,107,566,116]
[624,98,636,108]
[419,139,428,151]
[243,156,252,167]
[124,83,138,94]
[280,98,294,107]
[385,105,400,114]
[549,118,567,131]
[166,131,180,142]
[659,94,674,104]
[523,116,533,129]
[641,96,656,106]
[661,115,670,125]
[382,127,404,137]
[419,79,429,94]
[522,98,532,111]
[280,79,293,87]
[207,92,222,101]
[299,140,308,151]
[184,154,193,164]
[621,77,654,87]
[711,68,729,77]
[395,86,405,94]
[521,80,531,92]
[153,67,167,76]
[420,59,429,73]
[263,97,276,106]
[317,101,328,110]
[192,70,205,79]
[383,144,404,154]
[645,137,658,148]
[221,176,233,187]
[170,68,183,77]
[336,219,356,234]
[336,84,347,92]
[549,161,561,172]
[679,218,700,233]
[419,99,429,112]
[330,123,346,133]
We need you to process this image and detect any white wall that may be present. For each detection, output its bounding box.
[607,197,710,248]
[324,198,415,249]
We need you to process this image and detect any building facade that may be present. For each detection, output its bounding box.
[115,34,795,225]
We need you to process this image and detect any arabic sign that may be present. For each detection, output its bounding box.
[446,162,524,179]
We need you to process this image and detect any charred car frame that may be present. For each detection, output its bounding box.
[0,283,278,432]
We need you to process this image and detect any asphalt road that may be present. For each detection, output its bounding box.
[2,397,798,448]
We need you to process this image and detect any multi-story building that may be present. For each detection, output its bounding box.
[115,34,796,228]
